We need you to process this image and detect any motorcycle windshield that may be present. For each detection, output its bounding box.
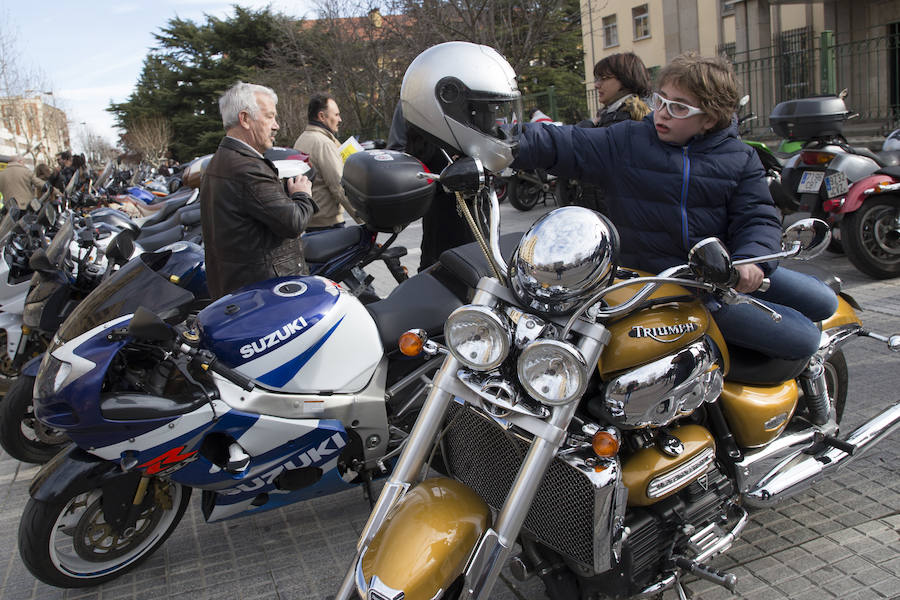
[51,250,196,353]
[44,218,74,268]
[25,219,76,307]
[0,212,15,244]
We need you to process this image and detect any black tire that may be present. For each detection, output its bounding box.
[19,478,190,588]
[824,349,848,424]
[842,196,900,279]
[507,176,542,212]
[0,375,69,463]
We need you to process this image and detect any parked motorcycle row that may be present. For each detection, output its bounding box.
[739,91,900,278]
[0,64,898,600]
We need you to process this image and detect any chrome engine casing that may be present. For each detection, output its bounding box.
[594,336,724,429]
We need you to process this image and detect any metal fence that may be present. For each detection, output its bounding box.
[727,26,900,136]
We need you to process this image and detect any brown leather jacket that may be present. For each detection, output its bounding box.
[200,137,317,299]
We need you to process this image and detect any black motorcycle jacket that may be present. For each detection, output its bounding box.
[200,136,318,299]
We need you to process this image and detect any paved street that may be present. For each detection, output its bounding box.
[0,197,898,599]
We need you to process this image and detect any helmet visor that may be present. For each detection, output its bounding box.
[437,76,523,144]
[468,94,524,143]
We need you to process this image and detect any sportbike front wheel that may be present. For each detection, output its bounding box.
[19,478,191,587]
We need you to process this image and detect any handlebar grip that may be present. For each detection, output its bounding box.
[757,277,771,293]
[205,356,256,391]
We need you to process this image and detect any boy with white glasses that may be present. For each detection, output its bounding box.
[513,51,836,362]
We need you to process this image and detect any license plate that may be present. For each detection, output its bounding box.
[824,171,849,198]
[797,171,825,193]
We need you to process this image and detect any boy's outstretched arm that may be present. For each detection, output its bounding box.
[511,123,613,181]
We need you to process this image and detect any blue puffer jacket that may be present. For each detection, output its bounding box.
[512,115,782,275]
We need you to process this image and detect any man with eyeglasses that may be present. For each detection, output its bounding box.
[512,51,837,364]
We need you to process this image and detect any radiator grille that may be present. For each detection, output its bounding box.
[443,402,598,568]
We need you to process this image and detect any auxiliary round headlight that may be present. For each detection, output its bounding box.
[444,305,511,371]
[517,339,588,405]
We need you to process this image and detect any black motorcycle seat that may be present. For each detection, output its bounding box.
[140,196,191,227]
[875,165,900,178]
[302,226,366,263]
[138,226,184,252]
[139,205,201,237]
[101,393,207,420]
[366,272,463,349]
[179,206,201,226]
[438,232,523,290]
[725,345,808,385]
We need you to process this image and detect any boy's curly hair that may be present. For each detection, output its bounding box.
[657,51,739,131]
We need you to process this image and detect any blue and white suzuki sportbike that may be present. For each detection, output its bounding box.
[18,150,500,588]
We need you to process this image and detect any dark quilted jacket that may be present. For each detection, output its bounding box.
[200,137,318,299]
[512,115,782,275]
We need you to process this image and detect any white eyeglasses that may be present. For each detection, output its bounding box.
[649,92,705,119]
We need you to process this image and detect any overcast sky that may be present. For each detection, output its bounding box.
[1,0,315,153]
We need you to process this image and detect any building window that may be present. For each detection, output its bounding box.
[603,15,618,48]
[633,5,650,40]
[721,0,735,16]
[777,26,813,101]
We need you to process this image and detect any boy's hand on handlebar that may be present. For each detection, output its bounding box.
[288,175,312,196]
[734,264,765,293]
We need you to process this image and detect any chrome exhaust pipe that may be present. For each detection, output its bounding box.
[743,401,900,507]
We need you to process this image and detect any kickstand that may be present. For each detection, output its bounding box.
[361,469,375,509]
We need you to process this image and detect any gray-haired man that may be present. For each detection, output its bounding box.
[200,81,318,299]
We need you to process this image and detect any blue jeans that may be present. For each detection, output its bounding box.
[708,267,838,360]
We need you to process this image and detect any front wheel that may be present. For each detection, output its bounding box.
[0,375,68,463]
[841,196,900,279]
[19,478,191,588]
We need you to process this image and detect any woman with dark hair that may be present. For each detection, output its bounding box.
[581,52,652,127]
[575,53,652,214]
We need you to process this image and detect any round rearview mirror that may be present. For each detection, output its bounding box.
[688,237,734,285]
[782,218,831,260]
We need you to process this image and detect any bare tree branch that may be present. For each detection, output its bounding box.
[123,116,173,167]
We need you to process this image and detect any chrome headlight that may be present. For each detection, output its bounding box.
[517,339,587,405]
[508,206,619,315]
[445,305,511,371]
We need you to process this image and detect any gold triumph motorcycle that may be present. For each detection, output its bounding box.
[335,158,900,600]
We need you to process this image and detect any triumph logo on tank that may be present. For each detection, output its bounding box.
[239,315,311,358]
[219,432,346,495]
[628,322,699,342]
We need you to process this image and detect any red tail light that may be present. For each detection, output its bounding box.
[800,150,835,166]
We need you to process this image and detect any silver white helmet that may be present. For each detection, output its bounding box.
[400,41,522,173]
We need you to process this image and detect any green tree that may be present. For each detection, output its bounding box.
[516,0,587,123]
[109,7,286,161]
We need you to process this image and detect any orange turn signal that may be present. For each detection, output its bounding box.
[398,330,426,357]
[592,430,620,458]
